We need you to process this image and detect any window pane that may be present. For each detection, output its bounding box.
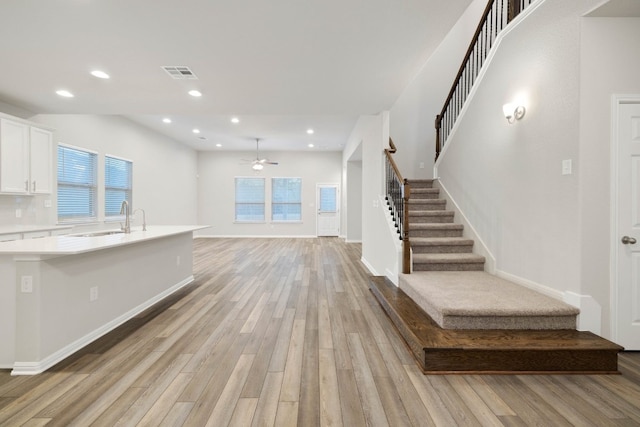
[57,145,97,222]
[105,156,133,217]
[272,178,302,221]
[319,187,337,212]
[235,177,265,221]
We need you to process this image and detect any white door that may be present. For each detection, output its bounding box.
[615,101,640,350]
[317,184,339,236]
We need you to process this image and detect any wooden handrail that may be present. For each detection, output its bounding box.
[435,0,534,160]
[384,138,411,274]
[384,137,403,182]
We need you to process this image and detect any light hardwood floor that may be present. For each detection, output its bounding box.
[1,237,639,426]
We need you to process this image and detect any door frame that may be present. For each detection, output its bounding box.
[610,94,640,344]
[316,183,340,237]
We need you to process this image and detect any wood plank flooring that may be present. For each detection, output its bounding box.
[0,237,639,426]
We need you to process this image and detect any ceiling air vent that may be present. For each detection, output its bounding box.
[161,66,198,80]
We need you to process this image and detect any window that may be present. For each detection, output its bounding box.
[105,155,133,218]
[272,178,302,221]
[319,186,337,212]
[235,177,265,221]
[57,145,97,222]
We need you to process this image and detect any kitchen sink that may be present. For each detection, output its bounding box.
[75,230,126,237]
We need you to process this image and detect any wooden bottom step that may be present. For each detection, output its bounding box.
[369,276,623,374]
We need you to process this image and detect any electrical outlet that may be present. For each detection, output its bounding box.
[419,162,425,169]
[90,286,98,301]
[44,199,52,208]
[176,255,181,266]
[562,159,572,175]
[15,209,22,218]
[21,276,33,293]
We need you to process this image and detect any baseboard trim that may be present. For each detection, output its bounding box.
[495,269,564,301]
[11,275,194,376]
[361,256,380,276]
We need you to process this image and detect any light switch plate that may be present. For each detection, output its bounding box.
[562,159,572,175]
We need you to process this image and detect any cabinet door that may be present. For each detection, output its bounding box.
[0,118,29,194]
[29,127,52,194]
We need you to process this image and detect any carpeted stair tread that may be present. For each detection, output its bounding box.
[409,210,454,217]
[411,223,463,231]
[410,188,440,199]
[409,200,446,209]
[410,238,474,254]
[399,271,579,330]
[407,179,434,188]
[411,236,474,244]
[413,253,485,264]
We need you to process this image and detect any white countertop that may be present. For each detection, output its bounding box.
[0,225,208,258]
[0,225,73,236]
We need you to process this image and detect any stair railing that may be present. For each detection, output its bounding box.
[435,0,535,160]
[384,138,411,274]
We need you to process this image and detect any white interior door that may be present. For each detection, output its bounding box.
[317,184,339,236]
[615,101,640,350]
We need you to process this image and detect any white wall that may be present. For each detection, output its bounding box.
[197,150,342,237]
[388,0,486,179]
[579,17,640,337]
[27,115,198,229]
[343,113,400,280]
[346,159,362,242]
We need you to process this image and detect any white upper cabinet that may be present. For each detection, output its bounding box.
[0,116,53,195]
[29,127,52,194]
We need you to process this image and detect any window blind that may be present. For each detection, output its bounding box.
[57,145,97,222]
[105,155,133,217]
[235,177,265,221]
[319,186,337,212]
[272,178,302,221]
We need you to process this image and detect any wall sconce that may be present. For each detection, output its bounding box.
[503,103,526,124]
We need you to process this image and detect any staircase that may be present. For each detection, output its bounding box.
[408,179,485,272]
[371,178,623,374]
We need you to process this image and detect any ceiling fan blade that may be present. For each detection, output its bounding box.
[264,161,278,165]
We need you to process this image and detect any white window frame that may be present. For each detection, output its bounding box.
[57,143,98,224]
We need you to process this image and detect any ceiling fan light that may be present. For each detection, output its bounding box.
[252,163,264,171]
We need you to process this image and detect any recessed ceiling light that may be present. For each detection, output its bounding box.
[56,90,74,98]
[308,143,315,148]
[307,129,314,135]
[192,128,200,134]
[216,143,222,147]
[90,70,110,79]
[188,90,202,97]
[162,118,172,124]
[231,117,240,124]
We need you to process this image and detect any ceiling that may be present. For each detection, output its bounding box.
[0,0,473,152]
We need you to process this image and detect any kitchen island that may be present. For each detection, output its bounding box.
[0,225,207,375]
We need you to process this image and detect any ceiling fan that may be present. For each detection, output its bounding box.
[243,139,279,171]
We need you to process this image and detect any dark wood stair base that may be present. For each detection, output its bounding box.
[369,276,624,375]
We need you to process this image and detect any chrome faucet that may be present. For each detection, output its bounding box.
[120,200,130,233]
[134,208,147,231]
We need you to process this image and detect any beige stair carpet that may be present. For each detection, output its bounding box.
[400,271,579,330]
